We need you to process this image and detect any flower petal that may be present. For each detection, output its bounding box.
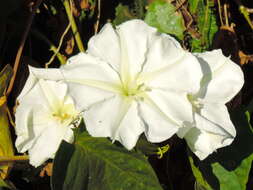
[88,23,120,72]
[116,19,158,78]
[198,103,236,137]
[184,111,235,160]
[138,97,179,143]
[194,49,244,103]
[140,51,202,94]
[84,95,144,150]
[184,125,234,160]
[62,53,121,110]
[28,125,73,167]
[15,79,78,164]
[15,82,52,152]
[146,89,193,125]
[141,33,183,73]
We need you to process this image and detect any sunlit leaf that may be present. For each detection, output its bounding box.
[0,65,14,180]
[52,131,162,190]
[188,0,200,14]
[189,156,212,190]
[145,0,185,40]
[189,0,218,52]
[0,65,12,96]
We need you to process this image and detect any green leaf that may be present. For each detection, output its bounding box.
[135,134,159,156]
[0,179,10,189]
[145,0,185,40]
[0,107,14,180]
[0,179,14,190]
[189,156,212,190]
[189,0,218,52]
[132,0,147,19]
[52,132,162,190]
[188,108,253,190]
[0,65,14,180]
[0,65,13,96]
[113,4,136,26]
[188,0,200,14]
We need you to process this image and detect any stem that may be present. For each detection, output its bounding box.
[239,5,253,30]
[31,29,66,65]
[217,0,224,26]
[6,0,43,96]
[201,0,209,48]
[232,0,253,30]
[0,155,29,163]
[94,0,101,34]
[45,22,71,68]
[63,0,85,52]
[224,3,229,26]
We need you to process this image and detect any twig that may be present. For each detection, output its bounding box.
[246,8,253,13]
[0,155,29,163]
[200,0,209,46]
[45,21,71,68]
[94,0,101,34]
[232,0,253,30]
[6,0,43,96]
[31,29,66,65]
[224,3,229,27]
[63,0,85,52]
[175,0,186,11]
[45,0,73,68]
[239,5,253,30]
[217,0,224,26]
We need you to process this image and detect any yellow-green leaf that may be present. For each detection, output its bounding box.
[0,64,14,179]
[0,64,12,96]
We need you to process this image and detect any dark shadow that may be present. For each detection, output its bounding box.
[51,141,75,190]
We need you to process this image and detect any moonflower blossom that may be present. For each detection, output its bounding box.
[15,66,80,167]
[177,49,244,160]
[60,19,203,149]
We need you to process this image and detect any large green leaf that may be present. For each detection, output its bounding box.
[0,65,14,180]
[189,0,218,52]
[145,0,185,40]
[52,131,162,190]
[189,108,253,190]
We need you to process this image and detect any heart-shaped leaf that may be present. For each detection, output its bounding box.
[52,131,162,190]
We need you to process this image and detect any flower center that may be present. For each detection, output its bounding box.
[52,112,71,123]
[51,103,78,125]
[121,79,150,98]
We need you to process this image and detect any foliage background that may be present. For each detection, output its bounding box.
[1,0,253,190]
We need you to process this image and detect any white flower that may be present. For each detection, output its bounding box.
[177,49,244,160]
[61,19,203,149]
[15,66,80,167]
